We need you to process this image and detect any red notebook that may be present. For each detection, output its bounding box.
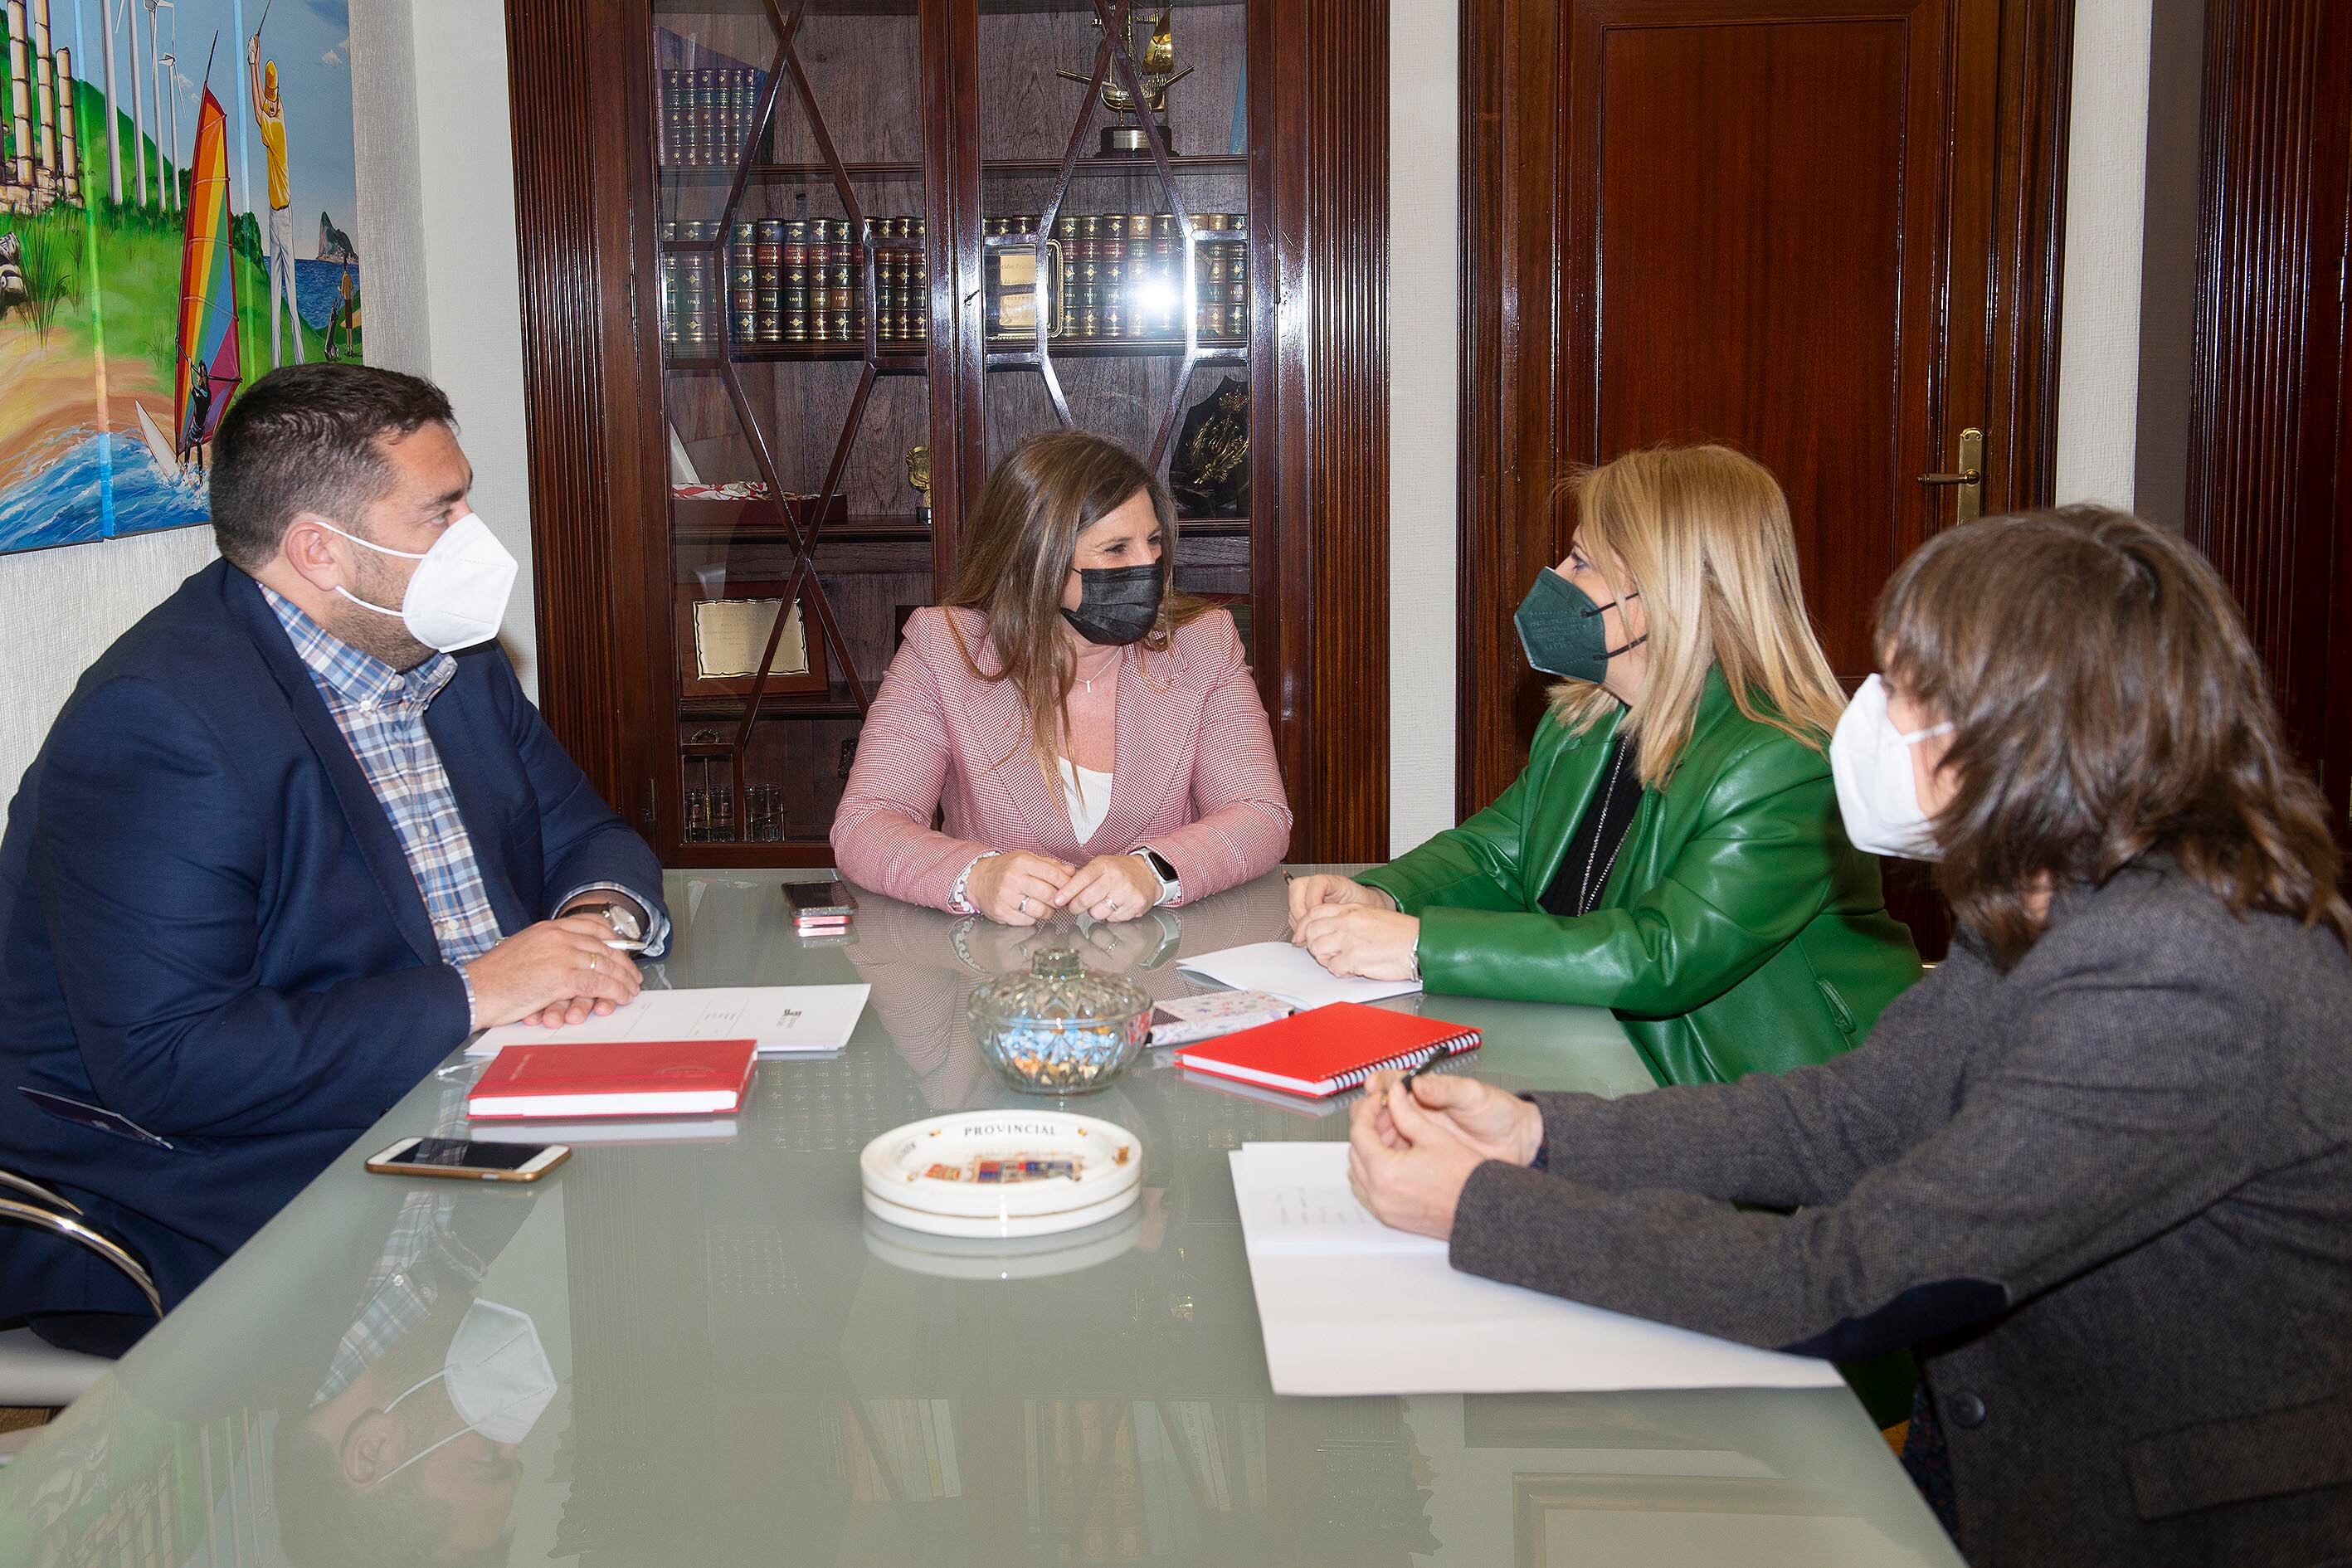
[466,1039,757,1120]
[1171,1002,1480,1098]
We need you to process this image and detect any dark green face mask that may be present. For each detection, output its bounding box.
[1512,567,1647,683]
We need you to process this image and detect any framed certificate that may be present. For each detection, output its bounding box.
[675,581,830,699]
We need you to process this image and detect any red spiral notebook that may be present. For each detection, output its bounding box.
[466,1039,757,1120]
[1171,1002,1480,1098]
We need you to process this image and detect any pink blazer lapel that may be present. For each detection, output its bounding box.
[1093,644,1198,853]
[954,650,1083,857]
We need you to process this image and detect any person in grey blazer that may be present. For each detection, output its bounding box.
[1346,508,2352,1568]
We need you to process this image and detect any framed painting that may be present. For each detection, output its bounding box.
[0,0,362,555]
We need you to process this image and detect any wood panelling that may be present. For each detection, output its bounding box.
[761,12,927,165]
[2187,0,2352,829]
[928,0,982,554]
[1458,0,1566,765]
[1256,0,1391,859]
[509,0,667,835]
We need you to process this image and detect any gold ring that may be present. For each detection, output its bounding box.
[590,957,600,973]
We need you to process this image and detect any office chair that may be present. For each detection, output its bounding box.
[0,1169,162,1409]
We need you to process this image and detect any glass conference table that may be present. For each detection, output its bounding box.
[2,869,1963,1567]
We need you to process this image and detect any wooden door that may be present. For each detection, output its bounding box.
[1460,0,2072,952]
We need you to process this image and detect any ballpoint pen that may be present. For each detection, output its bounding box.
[1397,1042,1449,1096]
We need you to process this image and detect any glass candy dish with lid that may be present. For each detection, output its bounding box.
[968,947,1152,1094]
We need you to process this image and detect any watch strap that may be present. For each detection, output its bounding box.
[1134,846,1181,904]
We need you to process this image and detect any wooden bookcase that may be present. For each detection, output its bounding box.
[504,0,1390,867]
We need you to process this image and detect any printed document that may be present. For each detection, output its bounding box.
[1230,1142,1843,1395]
[1178,942,1421,1010]
[467,984,870,1058]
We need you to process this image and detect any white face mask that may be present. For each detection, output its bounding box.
[1830,674,1955,860]
[381,1300,556,1481]
[323,513,517,653]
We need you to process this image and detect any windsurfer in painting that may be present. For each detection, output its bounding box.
[183,357,213,475]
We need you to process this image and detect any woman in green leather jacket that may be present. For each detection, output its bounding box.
[1291,446,1920,1085]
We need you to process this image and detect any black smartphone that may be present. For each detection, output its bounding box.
[783,879,859,918]
[365,1136,571,1183]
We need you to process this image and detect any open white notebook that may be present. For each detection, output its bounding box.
[1177,941,1421,1010]
[1230,1142,1843,1396]
[466,984,870,1058]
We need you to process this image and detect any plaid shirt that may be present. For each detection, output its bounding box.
[264,588,509,973]
[263,590,669,1025]
[315,1079,481,1405]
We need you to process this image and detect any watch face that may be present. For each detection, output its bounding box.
[584,903,640,939]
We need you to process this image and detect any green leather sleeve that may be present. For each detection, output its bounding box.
[1357,756,1537,915]
[1415,741,1844,1015]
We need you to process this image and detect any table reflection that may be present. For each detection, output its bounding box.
[548,876,1449,1566]
[840,878,1290,1114]
[1,873,1957,1567]
[2,1141,556,1568]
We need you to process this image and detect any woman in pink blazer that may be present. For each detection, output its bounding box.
[831,431,1291,923]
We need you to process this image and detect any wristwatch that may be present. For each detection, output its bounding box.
[570,899,647,951]
[1132,846,1181,906]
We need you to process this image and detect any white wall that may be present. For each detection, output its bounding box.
[403,0,537,697]
[353,0,537,695]
[351,0,429,377]
[0,527,219,799]
[2053,0,2155,508]
[1388,0,1462,855]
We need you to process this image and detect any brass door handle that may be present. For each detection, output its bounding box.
[1916,428,1984,520]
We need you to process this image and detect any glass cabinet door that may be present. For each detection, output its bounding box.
[976,0,1257,651]
[652,1,936,860]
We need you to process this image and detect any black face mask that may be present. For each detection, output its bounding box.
[1061,563,1164,646]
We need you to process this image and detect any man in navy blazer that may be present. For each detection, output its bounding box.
[0,365,667,1353]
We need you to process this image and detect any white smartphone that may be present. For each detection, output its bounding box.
[364,1135,571,1183]
[783,879,859,920]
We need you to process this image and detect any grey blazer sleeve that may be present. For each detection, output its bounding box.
[1520,957,1968,1208]
[1451,923,2275,1360]
[1523,1025,1923,1209]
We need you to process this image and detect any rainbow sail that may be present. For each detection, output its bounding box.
[171,87,241,459]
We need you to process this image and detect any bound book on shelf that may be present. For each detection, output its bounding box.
[466,1038,757,1120]
[1171,1002,1479,1099]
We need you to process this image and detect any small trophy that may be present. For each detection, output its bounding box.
[907,445,933,528]
[1058,5,1194,157]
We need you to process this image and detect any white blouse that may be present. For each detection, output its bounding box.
[1056,757,1115,845]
